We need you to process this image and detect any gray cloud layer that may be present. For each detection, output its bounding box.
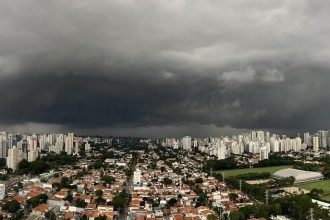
[0,0,329,136]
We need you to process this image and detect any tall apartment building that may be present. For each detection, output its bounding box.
[313,136,319,152]
[0,183,5,200]
[7,146,24,171]
[65,133,74,155]
[181,136,192,151]
[133,168,141,185]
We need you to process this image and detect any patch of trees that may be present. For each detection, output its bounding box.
[225,173,295,201]
[17,159,50,175]
[276,194,329,220]
[307,188,324,200]
[53,177,77,190]
[41,151,78,167]
[2,200,20,213]
[101,175,116,186]
[17,152,78,175]
[270,176,295,188]
[95,189,106,204]
[293,163,320,172]
[112,190,128,211]
[45,211,56,220]
[26,193,48,208]
[225,172,271,189]
[0,174,8,181]
[230,194,330,220]
[163,177,173,185]
[166,198,177,207]
[205,158,238,171]
[257,154,296,167]
[73,198,87,208]
[230,203,281,220]
[194,185,208,207]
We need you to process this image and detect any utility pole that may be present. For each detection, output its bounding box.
[265,190,269,205]
[310,208,314,220]
[239,180,242,191]
[219,201,222,220]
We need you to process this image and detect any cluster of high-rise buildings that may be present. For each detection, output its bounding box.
[162,130,330,161]
[0,132,78,171]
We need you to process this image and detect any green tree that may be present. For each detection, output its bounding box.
[195,178,203,184]
[167,198,177,207]
[112,191,127,210]
[308,188,324,199]
[64,192,73,202]
[101,175,116,185]
[74,199,87,208]
[45,210,57,220]
[17,159,29,174]
[95,189,103,198]
[229,193,238,202]
[207,214,217,220]
[163,177,172,185]
[11,210,24,220]
[2,200,20,213]
[229,211,245,220]
[27,193,48,208]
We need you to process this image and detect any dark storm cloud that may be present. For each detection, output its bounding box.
[0,0,330,136]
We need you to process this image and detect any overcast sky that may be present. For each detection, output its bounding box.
[0,0,329,137]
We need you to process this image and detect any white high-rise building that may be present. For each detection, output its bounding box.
[182,136,192,151]
[85,142,91,152]
[217,141,226,160]
[0,183,5,200]
[318,130,328,149]
[265,132,270,142]
[303,132,310,146]
[65,133,74,155]
[192,140,198,148]
[28,137,37,152]
[294,137,302,152]
[39,134,47,150]
[133,168,141,185]
[0,132,7,159]
[28,150,38,162]
[313,136,319,152]
[260,146,269,160]
[251,131,257,142]
[7,146,24,171]
[257,131,265,143]
[270,137,280,152]
[74,141,79,155]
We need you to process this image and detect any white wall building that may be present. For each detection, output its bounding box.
[0,183,5,200]
[7,146,24,171]
[182,136,192,151]
[313,136,319,152]
[133,168,141,185]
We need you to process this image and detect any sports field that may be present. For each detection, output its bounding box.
[299,179,330,201]
[216,165,293,177]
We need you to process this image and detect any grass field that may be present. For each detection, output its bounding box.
[216,165,293,177]
[299,179,330,201]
